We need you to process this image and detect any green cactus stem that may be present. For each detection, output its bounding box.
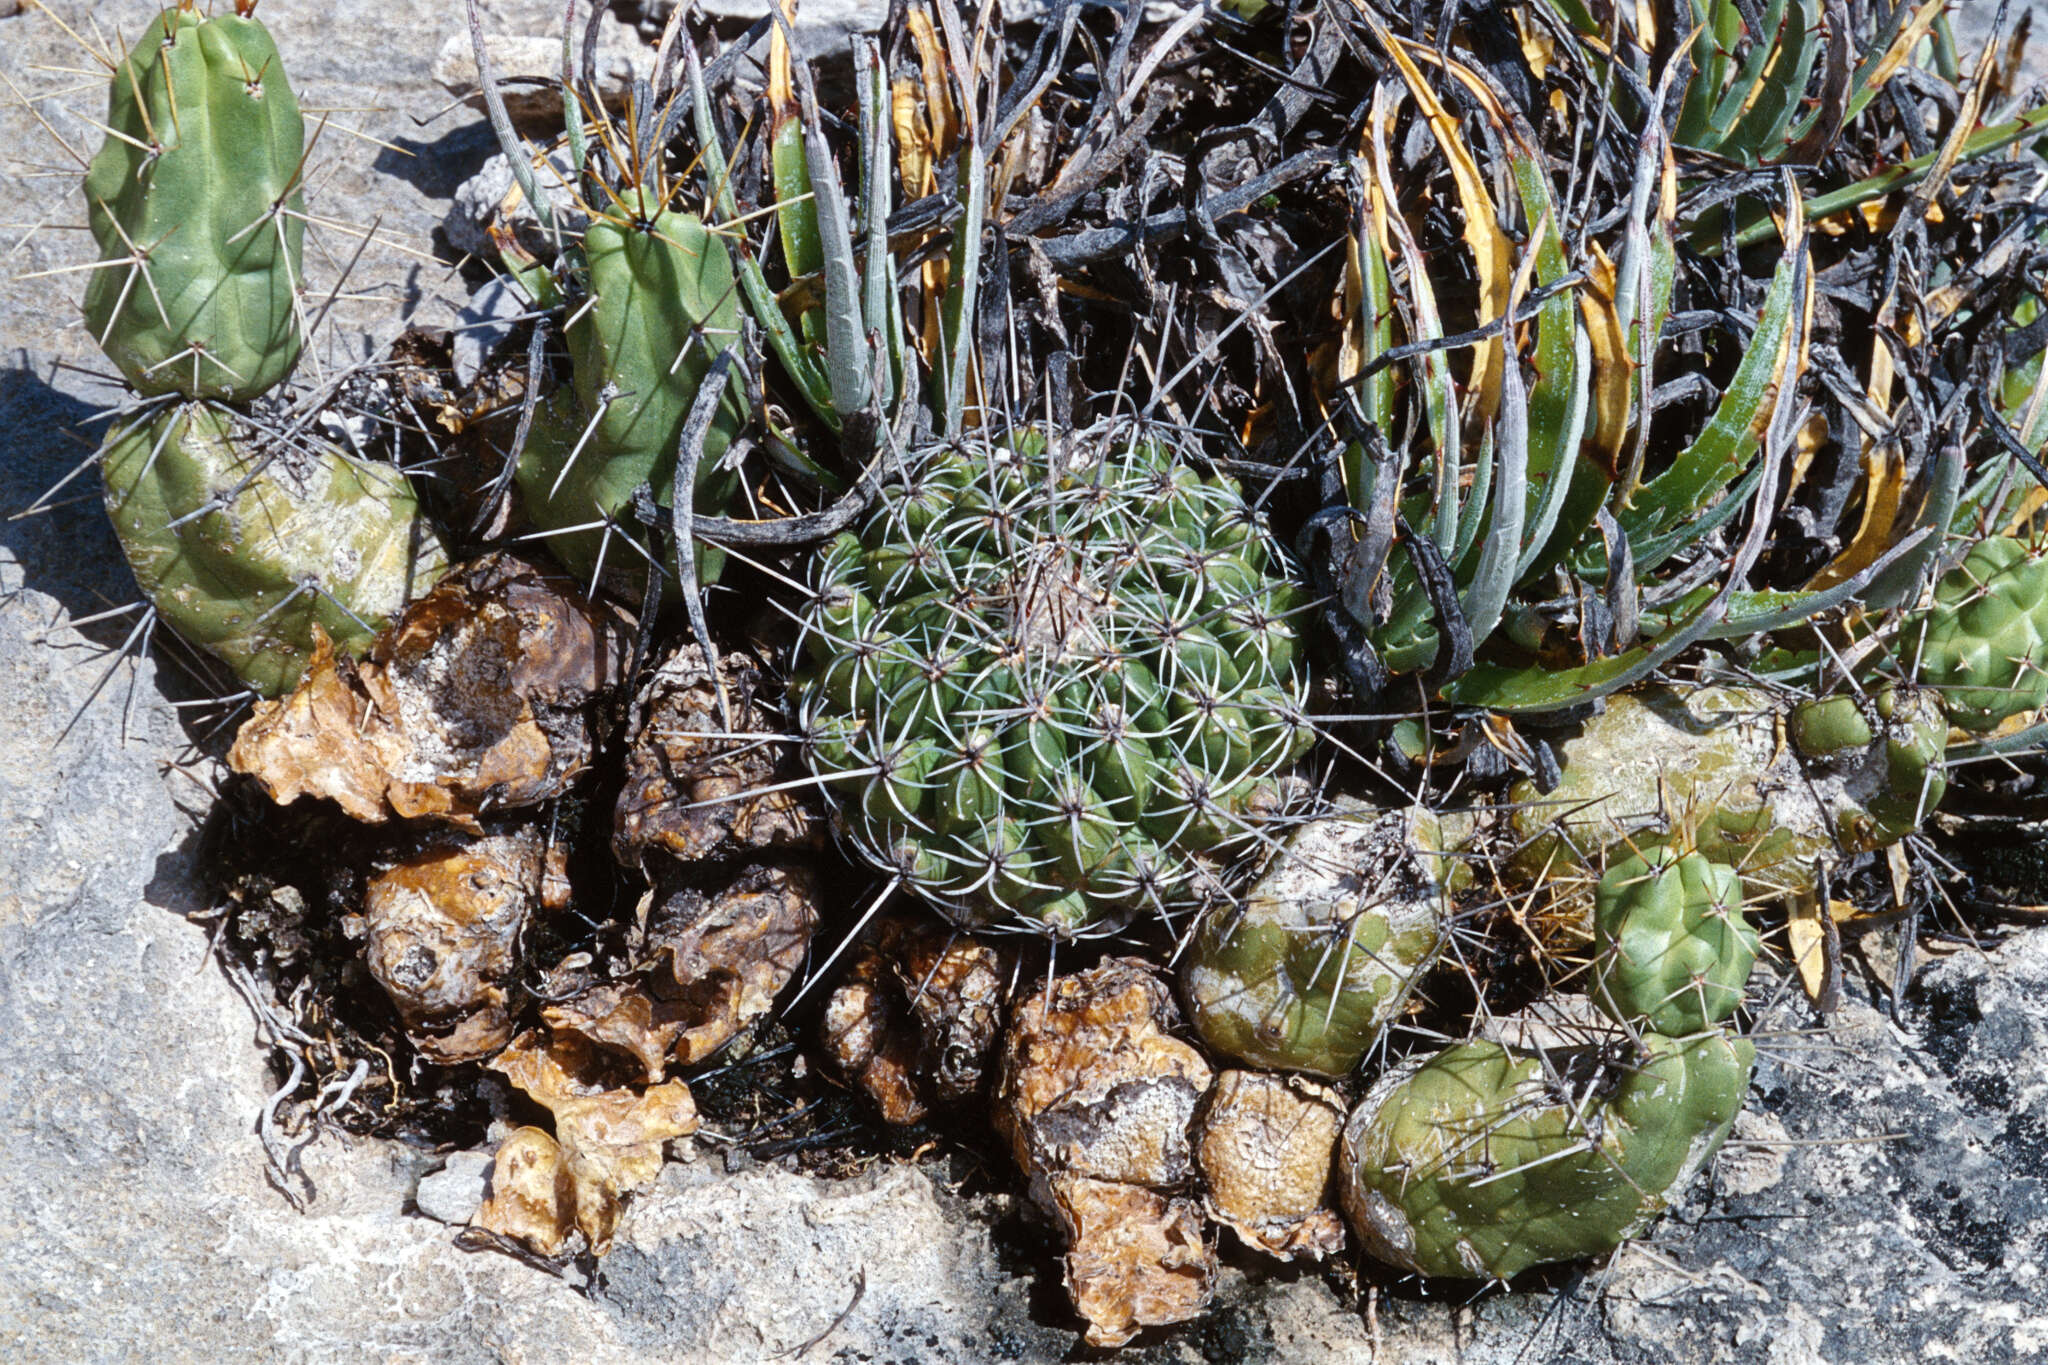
[1338,1032,1754,1279]
[1183,804,1451,1077]
[103,402,449,696]
[1896,535,2048,734]
[1592,849,1759,1036]
[82,2,306,401]
[791,424,1315,937]
[515,189,745,588]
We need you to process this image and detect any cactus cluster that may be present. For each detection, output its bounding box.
[791,425,1315,936]
[86,2,446,695]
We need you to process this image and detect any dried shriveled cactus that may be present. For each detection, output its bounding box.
[1338,1032,1754,1280]
[792,423,1314,936]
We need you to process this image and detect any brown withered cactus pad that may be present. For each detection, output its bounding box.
[1046,1174,1214,1350]
[228,555,626,829]
[485,1029,699,1253]
[613,645,819,867]
[822,946,928,1126]
[821,916,1007,1123]
[997,958,1213,1188]
[542,863,819,1080]
[362,826,544,1064]
[996,959,1216,1345]
[1194,1071,1346,1261]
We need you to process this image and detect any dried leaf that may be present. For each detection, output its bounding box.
[363,828,543,1063]
[645,863,818,1067]
[1046,1174,1215,1349]
[229,556,626,830]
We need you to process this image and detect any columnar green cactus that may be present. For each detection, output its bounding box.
[515,189,745,586]
[82,2,306,401]
[1591,849,1759,1036]
[1183,805,1450,1076]
[1896,535,2048,733]
[1338,1032,1754,1279]
[103,403,449,696]
[791,425,1315,936]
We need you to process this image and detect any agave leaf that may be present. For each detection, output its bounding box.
[796,77,872,418]
[1679,0,1746,151]
[1722,0,1820,164]
[1623,185,1807,543]
[1410,51,1585,580]
[1701,0,1790,151]
[766,17,824,350]
[1343,147,1399,507]
[1359,111,1455,552]
[1363,13,1512,428]
[853,38,902,417]
[685,46,838,428]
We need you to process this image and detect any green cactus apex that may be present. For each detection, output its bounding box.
[1788,686,1948,847]
[1338,1032,1754,1279]
[103,402,449,696]
[1183,804,1449,1076]
[82,3,306,401]
[791,423,1315,937]
[1592,848,1758,1035]
[516,189,744,587]
[1897,535,2048,733]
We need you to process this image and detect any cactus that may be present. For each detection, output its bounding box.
[514,189,746,588]
[103,403,448,697]
[1183,805,1450,1076]
[1591,849,1758,1036]
[790,424,1315,936]
[1895,536,2048,734]
[1788,686,1948,847]
[81,2,306,401]
[1338,1032,1754,1279]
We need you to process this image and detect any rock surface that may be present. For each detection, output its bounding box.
[3,3,2048,1363]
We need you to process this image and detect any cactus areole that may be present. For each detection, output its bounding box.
[82,3,307,401]
[791,426,1316,936]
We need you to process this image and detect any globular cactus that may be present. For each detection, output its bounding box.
[82,2,306,401]
[1896,535,2048,734]
[1338,1032,1754,1280]
[791,424,1315,936]
[515,189,745,587]
[103,403,449,696]
[1591,848,1758,1036]
[1787,686,1948,847]
[1183,804,1450,1076]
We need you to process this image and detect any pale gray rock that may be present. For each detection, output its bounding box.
[415,1150,496,1226]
